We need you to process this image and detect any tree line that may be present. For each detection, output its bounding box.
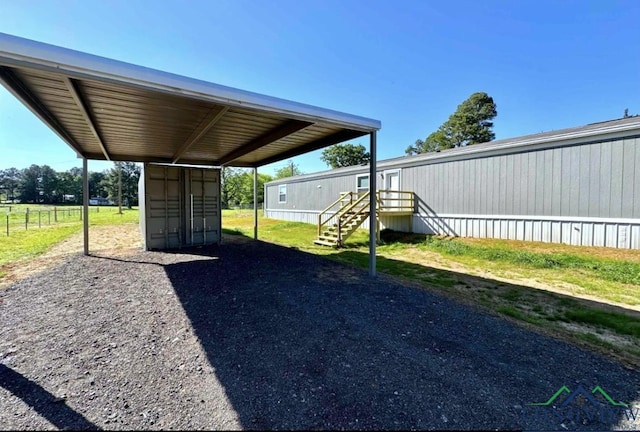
[0,162,141,206]
[0,161,291,209]
[221,163,303,208]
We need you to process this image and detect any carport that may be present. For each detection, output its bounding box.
[0,32,381,275]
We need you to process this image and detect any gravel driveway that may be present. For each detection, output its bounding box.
[1,235,638,430]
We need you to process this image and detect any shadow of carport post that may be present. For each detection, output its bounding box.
[0,364,101,430]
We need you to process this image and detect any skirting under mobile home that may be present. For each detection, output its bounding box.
[264,117,640,249]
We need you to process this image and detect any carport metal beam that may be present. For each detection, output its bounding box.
[64,77,111,161]
[0,66,85,157]
[369,131,377,277]
[254,129,366,168]
[172,106,229,164]
[219,120,313,166]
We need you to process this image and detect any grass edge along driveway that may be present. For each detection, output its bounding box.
[222,209,640,369]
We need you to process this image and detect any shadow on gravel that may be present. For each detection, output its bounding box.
[161,235,639,430]
[0,364,101,430]
[326,249,640,324]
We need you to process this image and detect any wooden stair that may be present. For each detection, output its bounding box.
[315,193,373,247]
[314,208,370,247]
[315,189,415,248]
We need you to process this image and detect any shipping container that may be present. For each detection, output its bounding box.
[139,164,221,250]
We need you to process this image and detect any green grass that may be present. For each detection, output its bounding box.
[561,309,640,338]
[0,224,81,266]
[497,306,526,320]
[0,206,139,269]
[418,236,640,285]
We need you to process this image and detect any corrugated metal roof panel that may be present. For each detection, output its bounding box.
[0,32,380,167]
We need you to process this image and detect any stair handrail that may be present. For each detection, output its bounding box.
[339,191,371,229]
[318,191,352,236]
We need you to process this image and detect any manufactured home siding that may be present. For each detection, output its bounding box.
[400,137,637,219]
[265,167,378,212]
[265,127,640,249]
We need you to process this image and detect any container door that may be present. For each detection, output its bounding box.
[146,165,182,249]
[185,168,220,246]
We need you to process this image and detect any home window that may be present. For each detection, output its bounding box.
[278,184,287,203]
[356,174,369,194]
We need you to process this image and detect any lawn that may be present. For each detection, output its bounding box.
[223,209,640,366]
[0,206,138,269]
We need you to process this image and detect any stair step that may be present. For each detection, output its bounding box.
[314,239,338,247]
[322,232,338,238]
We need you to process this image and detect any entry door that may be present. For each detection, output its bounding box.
[384,169,401,208]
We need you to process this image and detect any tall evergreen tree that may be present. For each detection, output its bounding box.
[406,92,497,155]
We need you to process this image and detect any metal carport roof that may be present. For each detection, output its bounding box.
[0,32,380,168]
[0,32,381,276]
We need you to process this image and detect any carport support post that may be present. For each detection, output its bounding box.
[253,167,258,240]
[82,157,89,255]
[369,131,377,277]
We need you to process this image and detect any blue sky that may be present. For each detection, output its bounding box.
[1,0,639,176]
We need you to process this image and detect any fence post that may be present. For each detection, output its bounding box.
[26,207,29,224]
[54,206,57,222]
[48,210,51,225]
[25,212,28,230]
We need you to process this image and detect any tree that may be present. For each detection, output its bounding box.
[89,171,107,198]
[320,143,370,168]
[221,167,246,208]
[406,92,497,155]
[237,172,272,206]
[0,168,21,202]
[18,165,40,203]
[56,170,82,202]
[274,160,302,179]
[101,162,141,208]
[39,165,59,204]
[221,168,273,208]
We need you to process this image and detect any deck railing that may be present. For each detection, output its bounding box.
[317,190,414,236]
[377,189,415,213]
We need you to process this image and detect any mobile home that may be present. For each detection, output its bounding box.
[265,117,640,249]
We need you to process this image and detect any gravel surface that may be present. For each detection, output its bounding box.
[0,235,638,430]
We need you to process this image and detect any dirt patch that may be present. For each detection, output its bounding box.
[45,223,141,256]
[0,224,141,288]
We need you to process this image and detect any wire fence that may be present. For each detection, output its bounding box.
[1,206,102,236]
